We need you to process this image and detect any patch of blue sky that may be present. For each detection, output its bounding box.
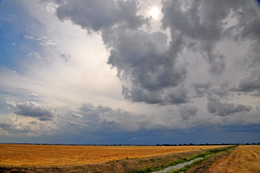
[256,0,260,7]
[0,99,9,114]
[0,0,44,72]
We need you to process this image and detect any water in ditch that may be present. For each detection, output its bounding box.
[152,156,206,173]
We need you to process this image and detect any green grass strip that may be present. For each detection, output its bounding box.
[131,145,237,173]
[169,146,238,173]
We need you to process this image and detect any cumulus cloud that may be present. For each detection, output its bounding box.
[55,0,147,31]
[237,73,260,94]
[207,97,252,116]
[238,79,260,92]
[1,0,259,111]
[161,0,227,74]
[193,82,211,97]
[160,0,260,100]
[75,103,148,131]
[179,106,198,120]
[7,101,56,121]
[0,122,31,135]
[105,29,187,104]
[235,9,260,96]
[161,0,260,76]
[193,82,234,99]
[51,0,189,104]
[47,0,260,106]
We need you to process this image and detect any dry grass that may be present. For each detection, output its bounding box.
[209,145,260,173]
[0,144,225,167]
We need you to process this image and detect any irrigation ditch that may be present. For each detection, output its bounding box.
[145,145,237,173]
[151,156,211,173]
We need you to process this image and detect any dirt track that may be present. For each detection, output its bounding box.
[209,145,260,173]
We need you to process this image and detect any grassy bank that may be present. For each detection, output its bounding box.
[178,145,238,173]
[131,146,236,173]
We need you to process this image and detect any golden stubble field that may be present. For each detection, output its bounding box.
[209,145,260,173]
[0,144,225,167]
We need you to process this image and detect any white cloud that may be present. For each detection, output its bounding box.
[24,34,34,39]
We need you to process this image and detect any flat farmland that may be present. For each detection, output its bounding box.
[0,144,225,167]
[209,145,260,173]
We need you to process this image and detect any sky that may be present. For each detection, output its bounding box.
[0,0,260,145]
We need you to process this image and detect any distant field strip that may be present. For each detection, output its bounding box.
[209,145,260,173]
[0,144,225,166]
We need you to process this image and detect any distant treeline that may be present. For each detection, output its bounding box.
[1,142,260,146]
[156,142,260,146]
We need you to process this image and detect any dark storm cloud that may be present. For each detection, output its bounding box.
[207,97,252,116]
[193,82,211,97]
[48,0,187,104]
[121,85,189,104]
[52,0,188,104]
[105,29,187,104]
[161,0,260,75]
[72,103,148,131]
[179,106,198,120]
[161,0,229,74]
[55,0,147,31]
[238,76,260,93]
[52,0,260,105]
[193,82,234,98]
[7,101,56,121]
[235,2,260,41]
[236,43,260,95]
[235,56,260,96]
[233,1,260,96]
[161,0,260,98]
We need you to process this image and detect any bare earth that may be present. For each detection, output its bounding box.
[209,145,260,173]
[0,144,224,167]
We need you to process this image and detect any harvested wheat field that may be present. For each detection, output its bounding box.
[209,145,260,173]
[0,144,225,167]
